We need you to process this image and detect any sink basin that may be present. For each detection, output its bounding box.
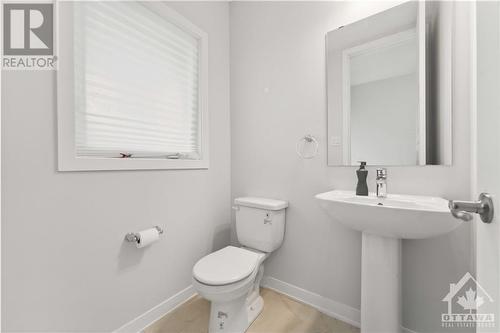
[315,190,461,239]
[316,190,463,332]
[316,190,464,332]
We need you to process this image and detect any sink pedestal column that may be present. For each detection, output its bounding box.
[361,232,401,333]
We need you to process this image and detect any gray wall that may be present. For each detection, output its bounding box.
[1,2,230,331]
[230,2,472,332]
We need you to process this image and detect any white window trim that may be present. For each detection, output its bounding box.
[56,1,209,171]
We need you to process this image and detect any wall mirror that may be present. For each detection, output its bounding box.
[326,1,453,166]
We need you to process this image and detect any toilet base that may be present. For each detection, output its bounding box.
[208,291,264,333]
[194,251,268,333]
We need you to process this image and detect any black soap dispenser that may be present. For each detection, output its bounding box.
[356,161,369,196]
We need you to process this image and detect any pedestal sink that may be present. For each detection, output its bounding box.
[315,190,462,333]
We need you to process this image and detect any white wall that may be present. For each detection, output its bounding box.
[1,2,230,331]
[476,1,500,325]
[230,2,472,332]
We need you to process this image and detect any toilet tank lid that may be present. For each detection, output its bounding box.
[234,197,288,211]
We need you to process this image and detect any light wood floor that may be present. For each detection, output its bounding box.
[144,288,359,333]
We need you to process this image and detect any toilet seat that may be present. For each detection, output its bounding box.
[193,246,263,286]
[192,268,257,303]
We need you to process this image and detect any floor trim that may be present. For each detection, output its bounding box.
[262,276,419,333]
[113,277,420,333]
[402,327,419,333]
[261,276,361,328]
[113,285,196,333]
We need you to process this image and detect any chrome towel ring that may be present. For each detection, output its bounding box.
[296,134,319,159]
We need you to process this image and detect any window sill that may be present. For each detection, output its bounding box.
[58,156,209,172]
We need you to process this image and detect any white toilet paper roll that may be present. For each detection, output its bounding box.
[136,228,160,248]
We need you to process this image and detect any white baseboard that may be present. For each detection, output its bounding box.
[402,327,419,333]
[113,277,420,333]
[262,276,419,333]
[113,285,196,333]
[261,276,361,328]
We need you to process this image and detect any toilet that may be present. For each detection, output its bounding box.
[192,197,288,333]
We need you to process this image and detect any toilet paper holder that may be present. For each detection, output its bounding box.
[125,226,164,243]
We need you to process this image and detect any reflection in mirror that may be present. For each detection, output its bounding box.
[326,1,453,166]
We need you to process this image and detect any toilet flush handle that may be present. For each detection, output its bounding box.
[217,311,228,319]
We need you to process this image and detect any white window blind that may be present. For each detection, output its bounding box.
[73,2,201,159]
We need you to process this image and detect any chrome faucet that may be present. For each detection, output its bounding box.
[376,168,387,198]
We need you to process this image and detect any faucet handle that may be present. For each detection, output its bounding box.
[376,168,387,179]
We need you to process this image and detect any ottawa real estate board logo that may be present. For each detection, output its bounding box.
[2,3,56,70]
[442,272,495,329]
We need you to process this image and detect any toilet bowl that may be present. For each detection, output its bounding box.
[192,197,288,333]
[192,246,268,332]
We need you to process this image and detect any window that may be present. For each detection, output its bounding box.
[57,2,208,171]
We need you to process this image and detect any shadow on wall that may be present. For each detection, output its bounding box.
[117,239,148,272]
[212,223,232,252]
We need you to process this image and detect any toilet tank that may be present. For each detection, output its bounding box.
[234,197,288,253]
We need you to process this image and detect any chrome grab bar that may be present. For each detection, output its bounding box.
[449,193,494,223]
